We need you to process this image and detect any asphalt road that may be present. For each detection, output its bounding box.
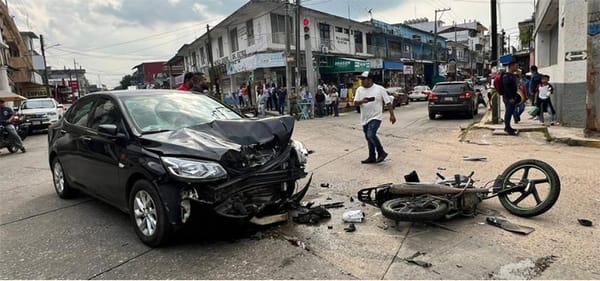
[1,101,598,279]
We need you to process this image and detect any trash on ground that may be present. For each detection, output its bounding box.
[320,183,330,188]
[456,264,463,268]
[326,197,332,201]
[292,206,331,224]
[486,216,535,235]
[344,223,356,232]
[307,150,315,154]
[463,156,488,161]
[285,237,307,250]
[437,167,446,170]
[327,225,333,229]
[321,201,344,209]
[403,251,431,268]
[249,213,288,225]
[578,219,593,227]
[342,210,365,223]
[377,223,389,230]
[349,196,354,202]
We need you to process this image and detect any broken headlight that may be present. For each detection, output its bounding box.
[291,140,309,165]
[161,157,227,180]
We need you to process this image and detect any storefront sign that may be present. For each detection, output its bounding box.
[320,57,370,74]
[367,58,383,69]
[226,52,285,75]
[404,65,413,74]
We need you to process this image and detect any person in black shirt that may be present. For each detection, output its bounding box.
[0,99,25,152]
[314,88,326,117]
[502,59,520,135]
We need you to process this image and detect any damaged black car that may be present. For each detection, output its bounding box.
[47,90,310,246]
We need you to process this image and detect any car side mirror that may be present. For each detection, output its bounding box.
[57,104,65,109]
[99,124,128,140]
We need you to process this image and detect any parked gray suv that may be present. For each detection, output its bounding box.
[428,81,478,120]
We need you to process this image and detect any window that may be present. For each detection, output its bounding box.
[229,28,239,53]
[89,99,122,132]
[343,28,349,34]
[191,52,197,68]
[271,14,291,44]
[319,23,331,48]
[246,20,255,46]
[354,30,363,53]
[66,98,95,127]
[199,47,206,64]
[217,37,223,58]
[335,26,343,33]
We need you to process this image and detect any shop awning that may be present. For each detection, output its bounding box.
[383,61,403,70]
[320,57,370,74]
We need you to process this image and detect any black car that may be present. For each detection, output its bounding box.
[428,81,478,120]
[48,90,310,246]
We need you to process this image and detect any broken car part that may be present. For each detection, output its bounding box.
[486,216,535,235]
[342,210,365,223]
[577,219,593,227]
[344,223,356,232]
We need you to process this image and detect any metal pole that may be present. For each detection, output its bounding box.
[207,24,216,95]
[491,0,499,124]
[295,0,301,95]
[40,35,50,97]
[433,8,450,80]
[285,2,292,114]
[73,59,80,98]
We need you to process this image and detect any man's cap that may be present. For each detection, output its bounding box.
[358,71,376,79]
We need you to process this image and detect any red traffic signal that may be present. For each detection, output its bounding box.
[303,18,310,26]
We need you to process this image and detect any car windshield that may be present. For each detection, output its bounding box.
[22,100,55,109]
[414,86,429,91]
[121,93,242,133]
[433,84,464,93]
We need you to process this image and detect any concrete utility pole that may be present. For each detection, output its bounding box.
[491,0,499,124]
[73,59,80,98]
[207,24,217,97]
[40,35,50,97]
[295,0,301,95]
[433,8,451,79]
[285,1,292,114]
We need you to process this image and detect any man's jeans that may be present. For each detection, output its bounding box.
[514,103,525,121]
[503,98,516,129]
[4,124,24,149]
[362,119,384,160]
[538,99,556,123]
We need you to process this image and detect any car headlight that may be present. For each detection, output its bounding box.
[161,157,227,180]
[291,140,309,165]
[47,111,57,116]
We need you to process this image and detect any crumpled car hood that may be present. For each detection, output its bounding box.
[140,116,296,167]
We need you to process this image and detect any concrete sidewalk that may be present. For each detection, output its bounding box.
[474,104,600,148]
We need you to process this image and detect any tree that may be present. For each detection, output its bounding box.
[114,74,134,90]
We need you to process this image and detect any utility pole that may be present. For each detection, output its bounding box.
[491,0,499,124]
[73,59,80,98]
[285,1,292,114]
[433,8,451,80]
[207,24,217,97]
[295,0,301,96]
[39,35,50,97]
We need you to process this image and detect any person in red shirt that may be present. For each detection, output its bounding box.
[177,72,195,91]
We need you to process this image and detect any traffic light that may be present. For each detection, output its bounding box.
[303,18,310,40]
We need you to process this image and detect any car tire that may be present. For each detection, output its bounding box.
[51,158,76,199]
[429,112,436,120]
[129,180,173,247]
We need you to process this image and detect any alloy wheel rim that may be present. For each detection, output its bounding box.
[53,162,64,193]
[133,190,158,237]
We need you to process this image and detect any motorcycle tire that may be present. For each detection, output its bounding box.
[498,159,560,217]
[381,196,449,222]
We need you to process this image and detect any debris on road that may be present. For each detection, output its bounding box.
[486,216,535,235]
[326,197,332,201]
[292,206,331,224]
[320,183,330,188]
[327,225,333,229]
[285,236,308,250]
[437,167,446,170]
[321,201,344,209]
[349,196,354,202]
[489,255,558,279]
[344,223,356,232]
[342,210,365,223]
[578,219,593,227]
[377,223,389,230]
[463,156,488,161]
[403,251,431,268]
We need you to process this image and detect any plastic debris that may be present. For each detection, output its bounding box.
[344,223,356,232]
[342,210,365,223]
[463,156,488,161]
[403,252,431,268]
[486,216,535,235]
[327,225,333,229]
[321,201,344,209]
[349,196,354,202]
[320,183,330,188]
[578,219,593,227]
[292,206,331,224]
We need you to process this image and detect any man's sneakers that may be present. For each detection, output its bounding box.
[504,128,518,136]
[376,152,388,163]
[361,158,376,164]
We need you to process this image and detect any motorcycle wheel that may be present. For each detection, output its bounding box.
[7,144,18,153]
[498,159,560,217]
[381,196,449,222]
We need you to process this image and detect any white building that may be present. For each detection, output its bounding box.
[177,0,379,97]
[533,0,599,129]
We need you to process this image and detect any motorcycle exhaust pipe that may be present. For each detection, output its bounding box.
[388,183,490,195]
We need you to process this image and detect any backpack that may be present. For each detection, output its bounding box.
[493,72,505,95]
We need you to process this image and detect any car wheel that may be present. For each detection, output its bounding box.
[129,180,173,247]
[466,107,474,118]
[429,112,436,120]
[51,158,76,198]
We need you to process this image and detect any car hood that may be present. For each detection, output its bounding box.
[139,116,296,168]
[20,108,57,114]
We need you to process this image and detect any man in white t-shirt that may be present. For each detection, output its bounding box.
[353,71,396,164]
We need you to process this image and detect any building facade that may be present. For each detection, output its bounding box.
[533,0,599,129]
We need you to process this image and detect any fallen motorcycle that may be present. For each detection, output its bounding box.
[358,159,560,222]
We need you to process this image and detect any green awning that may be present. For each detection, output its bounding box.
[319,57,370,74]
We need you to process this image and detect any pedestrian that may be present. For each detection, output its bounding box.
[271,83,278,113]
[324,89,333,116]
[0,99,26,153]
[329,87,340,117]
[241,83,250,107]
[513,71,527,124]
[536,75,557,125]
[277,85,287,115]
[501,57,520,135]
[257,88,268,117]
[190,72,209,92]
[529,65,542,107]
[177,72,195,91]
[353,71,396,164]
[315,88,326,117]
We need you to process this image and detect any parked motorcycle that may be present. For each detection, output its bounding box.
[358,159,560,222]
[0,115,30,153]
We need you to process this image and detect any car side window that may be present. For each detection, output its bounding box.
[89,99,123,132]
[66,99,95,127]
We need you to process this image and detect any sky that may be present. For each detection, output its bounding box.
[8,0,535,88]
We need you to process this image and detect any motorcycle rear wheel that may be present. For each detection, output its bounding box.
[381,196,449,222]
[7,144,18,153]
[498,159,560,217]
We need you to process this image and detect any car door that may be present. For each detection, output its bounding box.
[80,97,127,205]
[57,97,97,188]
